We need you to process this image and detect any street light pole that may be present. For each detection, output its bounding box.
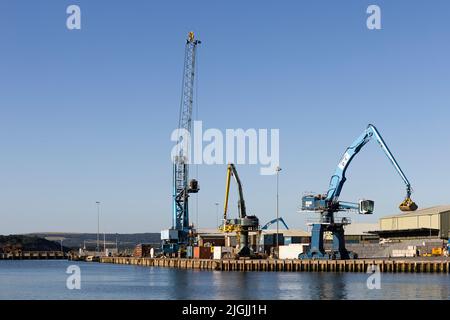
[276,166,282,259]
[96,201,100,255]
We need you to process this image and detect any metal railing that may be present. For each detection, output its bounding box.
[305,216,352,225]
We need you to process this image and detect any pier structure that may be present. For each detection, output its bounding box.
[0,251,66,260]
[97,256,450,273]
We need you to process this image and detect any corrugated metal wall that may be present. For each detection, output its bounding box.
[380,214,439,231]
[440,211,450,238]
[379,210,450,239]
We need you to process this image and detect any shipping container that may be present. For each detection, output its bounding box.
[193,246,213,259]
[213,246,233,259]
[213,246,221,260]
[279,244,309,259]
[186,246,193,259]
[133,244,153,257]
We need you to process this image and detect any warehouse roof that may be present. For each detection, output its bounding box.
[380,205,450,219]
[343,223,379,235]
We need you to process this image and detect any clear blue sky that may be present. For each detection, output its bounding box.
[1,1,449,234]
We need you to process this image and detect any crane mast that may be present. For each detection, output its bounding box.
[162,32,200,255]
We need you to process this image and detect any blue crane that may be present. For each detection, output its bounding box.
[161,32,201,255]
[300,124,417,260]
[261,217,289,230]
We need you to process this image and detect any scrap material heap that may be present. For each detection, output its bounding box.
[300,124,418,260]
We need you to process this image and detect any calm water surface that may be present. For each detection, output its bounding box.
[0,260,449,300]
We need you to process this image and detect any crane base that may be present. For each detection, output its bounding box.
[299,223,357,260]
[236,246,251,258]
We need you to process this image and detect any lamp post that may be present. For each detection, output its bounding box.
[215,202,219,227]
[96,201,100,255]
[275,166,282,258]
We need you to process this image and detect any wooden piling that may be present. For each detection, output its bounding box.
[96,257,450,274]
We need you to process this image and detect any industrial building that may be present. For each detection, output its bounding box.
[375,205,450,240]
[196,225,378,257]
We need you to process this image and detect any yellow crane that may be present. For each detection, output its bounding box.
[219,164,259,257]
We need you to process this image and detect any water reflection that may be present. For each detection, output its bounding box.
[311,274,347,300]
[197,271,350,299]
[1,261,450,300]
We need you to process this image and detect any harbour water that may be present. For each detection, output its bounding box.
[0,260,449,300]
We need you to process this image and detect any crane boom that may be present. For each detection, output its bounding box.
[223,164,247,221]
[261,217,289,230]
[326,124,416,211]
[299,124,418,260]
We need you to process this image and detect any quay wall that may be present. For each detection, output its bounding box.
[97,256,450,273]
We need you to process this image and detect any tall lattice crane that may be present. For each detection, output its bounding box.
[161,32,201,255]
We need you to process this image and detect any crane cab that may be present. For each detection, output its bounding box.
[359,200,374,214]
[188,179,199,193]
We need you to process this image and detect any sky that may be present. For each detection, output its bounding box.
[0,1,449,234]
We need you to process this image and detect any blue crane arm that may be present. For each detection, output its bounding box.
[325,124,412,203]
[261,217,289,230]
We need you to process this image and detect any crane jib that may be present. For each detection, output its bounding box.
[327,124,414,202]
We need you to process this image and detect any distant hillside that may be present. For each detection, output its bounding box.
[27,233,161,251]
[0,235,68,253]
